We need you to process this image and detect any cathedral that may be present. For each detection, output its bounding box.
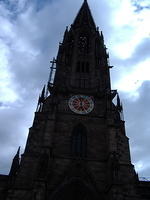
[0,0,150,199]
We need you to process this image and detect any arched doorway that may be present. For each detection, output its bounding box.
[50,178,98,200]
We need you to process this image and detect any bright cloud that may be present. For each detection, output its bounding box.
[0,36,18,103]
[114,59,150,98]
[110,0,150,59]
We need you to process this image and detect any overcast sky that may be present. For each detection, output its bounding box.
[0,0,150,178]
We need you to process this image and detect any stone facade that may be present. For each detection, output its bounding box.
[0,0,150,199]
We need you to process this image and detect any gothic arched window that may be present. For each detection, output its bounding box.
[86,62,89,73]
[76,61,81,72]
[71,124,87,157]
[78,34,89,54]
[76,62,89,73]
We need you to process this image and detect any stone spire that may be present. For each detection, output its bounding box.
[72,0,96,29]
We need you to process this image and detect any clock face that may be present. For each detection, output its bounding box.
[68,95,94,115]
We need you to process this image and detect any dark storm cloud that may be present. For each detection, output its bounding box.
[121,81,150,176]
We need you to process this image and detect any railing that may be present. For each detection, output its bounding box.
[49,57,56,84]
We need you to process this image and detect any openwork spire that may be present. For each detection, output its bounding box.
[72,0,96,29]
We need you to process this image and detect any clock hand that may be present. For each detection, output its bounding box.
[83,107,88,113]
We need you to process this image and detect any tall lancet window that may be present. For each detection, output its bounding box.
[72,124,87,157]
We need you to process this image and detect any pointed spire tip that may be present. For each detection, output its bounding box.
[73,0,96,29]
[84,0,88,4]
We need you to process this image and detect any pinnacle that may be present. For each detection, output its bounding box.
[14,146,20,158]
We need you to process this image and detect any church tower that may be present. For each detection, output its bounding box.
[1,1,150,200]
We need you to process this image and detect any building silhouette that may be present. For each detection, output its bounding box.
[0,0,150,199]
